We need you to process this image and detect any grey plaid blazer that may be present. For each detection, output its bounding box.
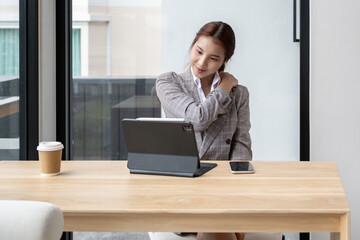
[156,67,252,160]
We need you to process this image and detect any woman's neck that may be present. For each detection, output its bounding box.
[200,73,215,86]
[200,73,215,97]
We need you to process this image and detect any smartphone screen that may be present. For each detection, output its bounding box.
[229,161,254,173]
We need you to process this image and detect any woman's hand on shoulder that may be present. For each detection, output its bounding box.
[219,72,238,93]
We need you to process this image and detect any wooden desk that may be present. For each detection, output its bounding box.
[0,161,350,239]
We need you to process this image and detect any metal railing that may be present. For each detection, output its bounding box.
[72,77,160,160]
[0,77,161,160]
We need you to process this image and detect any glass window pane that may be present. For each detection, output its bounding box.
[0,1,20,160]
[72,0,161,160]
[72,0,299,162]
[72,29,81,76]
[0,29,19,75]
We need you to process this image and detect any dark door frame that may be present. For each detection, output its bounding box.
[19,0,39,160]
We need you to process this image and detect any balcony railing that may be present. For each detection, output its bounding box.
[0,77,161,160]
[72,77,160,160]
[0,76,19,160]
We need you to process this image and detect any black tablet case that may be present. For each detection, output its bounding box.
[121,119,216,177]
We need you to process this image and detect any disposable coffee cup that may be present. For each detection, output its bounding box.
[37,141,64,176]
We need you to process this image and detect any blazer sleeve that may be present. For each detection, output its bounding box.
[156,72,232,131]
[229,86,253,160]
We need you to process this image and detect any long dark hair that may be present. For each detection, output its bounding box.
[190,21,236,72]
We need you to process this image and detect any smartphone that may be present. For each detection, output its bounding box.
[229,161,254,174]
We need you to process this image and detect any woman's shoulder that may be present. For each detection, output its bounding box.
[233,84,249,97]
[156,72,183,90]
[155,69,192,100]
[231,84,250,107]
[157,70,187,81]
[157,71,178,80]
[156,69,193,91]
[157,67,192,81]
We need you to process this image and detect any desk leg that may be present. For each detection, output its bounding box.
[330,233,339,240]
[340,213,350,240]
[331,213,351,240]
[61,232,73,240]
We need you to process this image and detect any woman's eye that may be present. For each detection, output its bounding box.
[197,50,202,54]
[211,57,219,61]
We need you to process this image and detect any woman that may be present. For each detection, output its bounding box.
[155,21,251,240]
[157,21,252,161]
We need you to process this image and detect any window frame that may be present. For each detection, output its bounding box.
[56,0,73,161]
[299,0,310,163]
[19,0,39,160]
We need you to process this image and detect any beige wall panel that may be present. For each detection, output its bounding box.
[88,6,109,15]
[74,6,161,77]
[109,7,161,77]
[88,22,108,76]
[0,6,19,15]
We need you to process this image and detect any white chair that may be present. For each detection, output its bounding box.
[149,232,283,240]
[0,200,64,240]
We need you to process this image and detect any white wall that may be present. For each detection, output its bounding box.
[311,0,360,239]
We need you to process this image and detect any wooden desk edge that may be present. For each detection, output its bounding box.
[63,212,346,233]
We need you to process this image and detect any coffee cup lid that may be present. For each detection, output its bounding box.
[37,141,64,151]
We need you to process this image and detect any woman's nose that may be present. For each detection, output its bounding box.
[198,56,207,67]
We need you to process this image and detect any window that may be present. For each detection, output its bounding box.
[0,0,39,160]
[70,0,161,160]
[0,11,20,160]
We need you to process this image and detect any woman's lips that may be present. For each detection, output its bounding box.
[196,67,205,73]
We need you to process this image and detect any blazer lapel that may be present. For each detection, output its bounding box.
[181,66,201,103]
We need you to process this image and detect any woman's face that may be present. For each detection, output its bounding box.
[190,36,226,80]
